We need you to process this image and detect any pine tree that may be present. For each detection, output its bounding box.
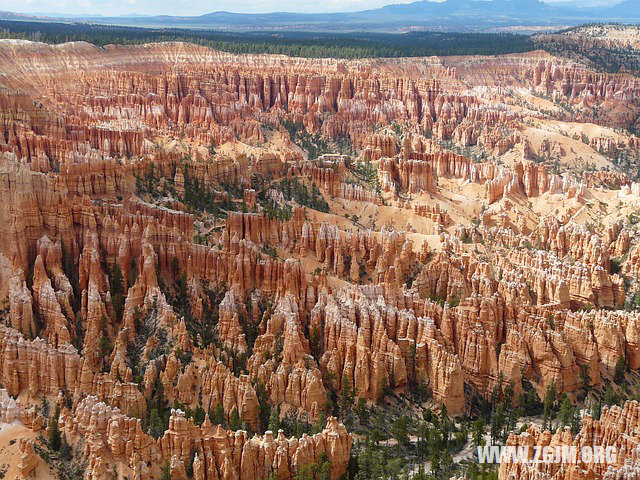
[556,395,575,428]
[210,404,225,426]
[110,263,124,321]
[614,356,626,383]
[60,434,72,460]
[490,404,505,444]
[591,398,602,420]
[171,256,180,280]
[268,406,280,432]
[543,382,556,430]
[256,382,271,432]
[230,409,242,430]
[391,416,411,450]
[471,418,485,448]
[193,405,206,426]
[111,262,124,296]
[48,404,62,451]
[161,461,171,480]
[339,376,355,418]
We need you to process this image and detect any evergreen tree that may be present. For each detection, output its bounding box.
[603,385,619,406]
[591,398,603,420]
[543,382,556,430]
[471,417,485,448]
[161,461,171,480]
[556,395,575,429]
[490,404,505,444]
[355,397,369,425]
[193,405,206,426]
[390,416,411,450]
[268,407,280,432]
[614,356,627,383]
[210,404,225,426]
[59,434,72,460]
[110,263,125,321]
[356,438,385,480]
[255,382,271,432]
[148,408,164,439]
[48,403,62,451]
[230,409,242,430]
[339,376,355,419]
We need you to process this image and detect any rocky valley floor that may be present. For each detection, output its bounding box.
[0,32,639,480]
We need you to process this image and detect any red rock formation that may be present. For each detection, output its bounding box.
[500,400,640,480]
[0,38,639,478]
[63,395,351,480]
[414,204,451,226]
[18,438,38,478]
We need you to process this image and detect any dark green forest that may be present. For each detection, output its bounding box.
[0,19,536,58]
[0,20,638,73]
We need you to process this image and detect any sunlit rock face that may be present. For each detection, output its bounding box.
[0,38,639,479]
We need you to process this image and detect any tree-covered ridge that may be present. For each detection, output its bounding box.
[0,19,536,59]
[5,18,639,75]
[534,23,640,76]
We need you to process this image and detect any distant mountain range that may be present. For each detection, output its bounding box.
[2,0,640,31]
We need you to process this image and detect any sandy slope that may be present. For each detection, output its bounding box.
[0,422,55,479]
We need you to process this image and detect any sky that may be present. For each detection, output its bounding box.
[1,0,621,16]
